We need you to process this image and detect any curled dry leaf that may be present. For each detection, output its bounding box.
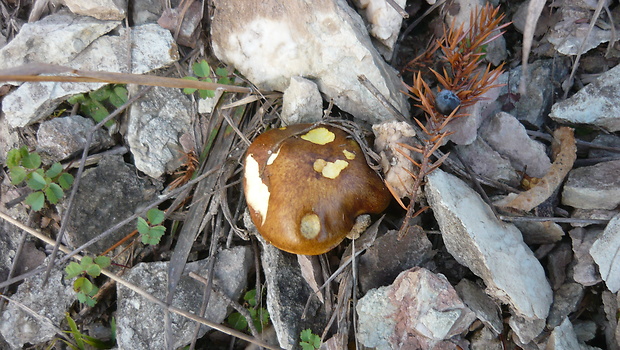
[504,126,577,212]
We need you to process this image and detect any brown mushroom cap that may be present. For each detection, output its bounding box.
[243,124,391,255]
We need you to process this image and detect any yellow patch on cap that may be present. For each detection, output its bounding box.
[343,149,355,160]
[300,213,321,239]
[313,159,348,179]
[301,127,335,145]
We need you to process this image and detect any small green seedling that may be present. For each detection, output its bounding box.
[6,147,74,211]
[65,256,111,307]
[300,329,321,350]
[137,208,166,245]
[60,313,116,350]
[183,60,234,99]
[67,84,128,127]
[227,288,270,333]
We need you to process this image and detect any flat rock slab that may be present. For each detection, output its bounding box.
[64,0,127,20]
[590,214,620,292]
[356,267,475,349]
[116,246,253,349]
[550,63,620,132]
[210,0,408,124]
[425,169,552,342]
[562,160,620,210]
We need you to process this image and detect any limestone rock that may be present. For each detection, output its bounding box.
[352,0,407,57]
[479,112,551,178]
[281,76,323,125]
[126,85,194,178]
[562,160,620,210]
[425,169,553,342]
[356,267,475,350]
[454,136,520,188]
[569,228,602,287]
[36,115,115,161]
[550,63,620,132]
[116,246,253,349]
[62,0,127,20]
[210,0,408,124]
[590,214,620,292]
[3,23,178,128]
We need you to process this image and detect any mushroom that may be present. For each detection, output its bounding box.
[243,123,391,255]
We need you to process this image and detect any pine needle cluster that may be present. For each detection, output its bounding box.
[396,4,510,225]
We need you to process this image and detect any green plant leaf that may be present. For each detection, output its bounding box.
[227,312,248,331]
[94,256,111,269]
[193,60,210,77]
[82,99,110,124]
[182,76,199,94]
[217,77,231,85]
[21,152,41,169]
[46,162,63,178]
[65,313,85,350]
[58,173,74,190]
[90,86,112,102]
[67,93,87,105]
[244,289,257,307]
[45,183,64,204]
[142,225,166,245]
[147,208,165,225]
[109,85,128,108]
[65,262,84,278]
[26,171,47,190]
[6,148,22,168]
[9,166,27,185]
[80,256,94,267]
[85,263,102,278]
[136,217,150,235]
[25,191,45,211]
[215,67,228,77]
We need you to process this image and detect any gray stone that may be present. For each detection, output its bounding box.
[62,0,127,20]
[546,318,587,350]
[0,258,75,348]
[569,228,602,287]
[211,0,408,124]
[497,60,569,127]
[126,85,194,178]
[547,283,585,328]
[444,85,501,145]
[562,160,620,210]
[479,112,551,178]
[132,0,162,25]
[358,229,433,293]
[590,214,620,292]
[546,5,615,56]
[116,246,253,350]
[260,242,328,350]
[425,169,552,341]
[63,155,159,254]
[454,136,520,188]
[588,134,620,159]
[470,326,503,350]
[157,2,202,48]
[3,23,178,128]
[550,63,620,132]
[508,315,546,345]
[514,220,565,245]
[547,242,573,290]
[0,11,120,71]
[281,76,323,125]
[455,279,503,335]
[356,267,475,350]
[36,115,115,161]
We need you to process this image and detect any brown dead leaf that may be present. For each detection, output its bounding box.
[505,126,577,212]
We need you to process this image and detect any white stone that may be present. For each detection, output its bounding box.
[126,85,193,178]
[352,0,406,57]
[546,318,587,350]
[357,267,475,349]
[0,12,120,71]
[590,214,620,292]
[550,63,620,132]
[479,112,551,178]
[281,76,323,125]
[211,0,408,124]
[62,0,127,20]
[425,169,552,323]
[3,23,178,128]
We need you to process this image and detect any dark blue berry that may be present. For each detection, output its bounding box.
[435,90,461,115]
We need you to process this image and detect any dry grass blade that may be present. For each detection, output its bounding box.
[519,0,546,94]
[0,63,262,94]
